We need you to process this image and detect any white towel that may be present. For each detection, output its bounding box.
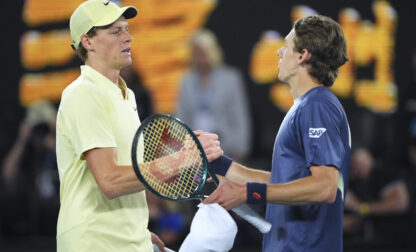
[153,244,175,252]
[179,203,237,252]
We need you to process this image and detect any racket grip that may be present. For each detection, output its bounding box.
[231,204,272,234]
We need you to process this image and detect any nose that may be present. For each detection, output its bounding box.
[124,31,133,43]
[120,30,133,43]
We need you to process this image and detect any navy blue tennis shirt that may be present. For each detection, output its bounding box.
[263,86,351,252]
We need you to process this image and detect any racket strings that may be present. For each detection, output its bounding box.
[138,117,205,199]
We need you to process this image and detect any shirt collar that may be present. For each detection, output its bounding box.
[80,65,129,100]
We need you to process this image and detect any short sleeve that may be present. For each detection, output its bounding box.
[61,85,117,159]
[296,101,344,170]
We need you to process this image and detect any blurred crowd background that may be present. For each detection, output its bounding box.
[1,0,416,251]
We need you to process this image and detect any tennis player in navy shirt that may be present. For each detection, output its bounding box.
[203,15,351,251]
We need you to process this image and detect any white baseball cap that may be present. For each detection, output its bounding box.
[69,0,137,50]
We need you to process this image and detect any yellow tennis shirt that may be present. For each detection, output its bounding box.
[56,65,152,251]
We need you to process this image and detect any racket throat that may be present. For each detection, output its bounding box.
[196,194,208,200]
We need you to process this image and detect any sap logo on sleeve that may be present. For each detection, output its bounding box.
[309,128,327,138]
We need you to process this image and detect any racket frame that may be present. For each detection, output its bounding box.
[131,114,210,201]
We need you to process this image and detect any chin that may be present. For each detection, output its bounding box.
[278,72,290,84]
[120,60,132,68]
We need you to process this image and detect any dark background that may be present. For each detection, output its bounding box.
[1,0,415,169]
[0,0,415,251]
[204,0,416,167]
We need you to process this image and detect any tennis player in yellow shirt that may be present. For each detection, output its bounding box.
[56,1,223,251]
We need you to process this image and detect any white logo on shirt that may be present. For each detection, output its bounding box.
[309,128,327,138]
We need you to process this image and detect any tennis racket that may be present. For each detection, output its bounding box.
[131,114,271,234]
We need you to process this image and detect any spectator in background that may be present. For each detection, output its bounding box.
[120,65,154,120]
[0,100,59,235]
[344,147,412,247]
[176,29,252,162]
[176,29,256,248]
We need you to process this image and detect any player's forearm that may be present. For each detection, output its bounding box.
[226,162,270,184]
[266,174,337,205]
[105,148,199,198]
[98,165,146,199]
[85,148,146,199]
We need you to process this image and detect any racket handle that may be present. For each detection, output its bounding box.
[231,204,272,234]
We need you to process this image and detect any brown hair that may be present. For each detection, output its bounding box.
[75,23,113,61]
[293,15,349,87]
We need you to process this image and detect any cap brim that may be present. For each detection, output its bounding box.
[122,6,138,19]
[94,6,137,27]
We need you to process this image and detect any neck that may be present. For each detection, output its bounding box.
[85,60,120,85]
[197,66,213,87]
[198,65,212,76]
[288,71,323,99]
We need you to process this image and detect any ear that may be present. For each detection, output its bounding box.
[298,49,311,64]
[80,34,94,51]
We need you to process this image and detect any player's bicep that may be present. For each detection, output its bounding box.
[310,165,339,185]
[310,165,339,203]
[85,147,118,195]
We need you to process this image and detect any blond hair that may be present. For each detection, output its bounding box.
[190,29,224,68]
